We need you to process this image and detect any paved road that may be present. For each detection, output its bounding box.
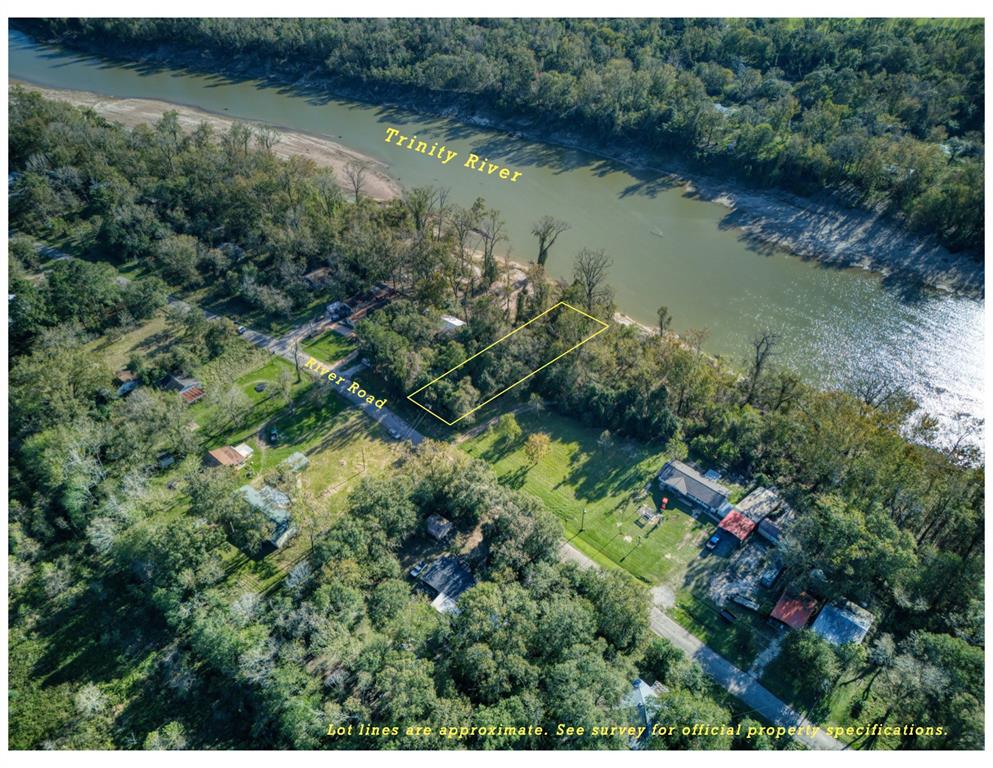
[559,541,844,751]
[245,322,425,446]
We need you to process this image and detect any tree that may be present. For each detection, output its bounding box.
[344,160,370,203]
[572,248,613,312]
[657,305,672,334]
[776,630,840,706]
[524,432,551,465]
[496,413,522,443]
[647,689,732,749]
[531,215,570,267]
[744,330,779,405]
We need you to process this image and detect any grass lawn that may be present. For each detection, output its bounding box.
[301,330,356,365]
[221,396,403,594]
[462,410,711,587]
[669,589,776,669]
[83,312,173,372]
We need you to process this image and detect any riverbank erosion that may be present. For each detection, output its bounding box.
[12,83,401,202]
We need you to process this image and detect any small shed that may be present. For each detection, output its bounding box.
[770,591,819,630]
[438,314,466,334]
[811,600,874,646]
[426,514,454,541]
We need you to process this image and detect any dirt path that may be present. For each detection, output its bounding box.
[14,82,401,201]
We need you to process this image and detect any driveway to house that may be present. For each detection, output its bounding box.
[558,541,845,751]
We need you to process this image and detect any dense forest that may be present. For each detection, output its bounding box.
[7,88,984,748]
[15,17,986,253]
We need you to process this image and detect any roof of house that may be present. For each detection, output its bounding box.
[771,591,819,630]
[718,509,758,541]
[207,446,248,466]
[239,485,291,525]
[658,460,730,509]
[163,374,199,392]
[736,486,790,523]
[621,678,663,733]
[426,514,454,541]
[811,600,874,646]
[418,555,475,605]
[180,386,206,404]
[439,314,466,331]
[233,443,254,459]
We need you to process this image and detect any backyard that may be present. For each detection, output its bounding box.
[462,410,712,587]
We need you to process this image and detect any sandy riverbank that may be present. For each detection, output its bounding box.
[13,82,401,202]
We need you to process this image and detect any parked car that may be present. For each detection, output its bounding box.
[719,609,738,623]
[237,325,247,334]
[409,560,426,578]
[760,561,784,589]
[269,428,280,444]
[705,533,721,550]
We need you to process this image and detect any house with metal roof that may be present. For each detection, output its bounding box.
[206,443,254,468]
[811,600,874,646]
[657,460,731,519]
[770,591,819,630]
[718,509,757,544]
[238,484,296,549]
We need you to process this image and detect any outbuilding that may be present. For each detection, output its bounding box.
[811,600,874,646]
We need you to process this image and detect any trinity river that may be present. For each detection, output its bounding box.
[9,29,984,442]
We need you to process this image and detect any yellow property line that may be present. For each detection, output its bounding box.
[406,301,610,426]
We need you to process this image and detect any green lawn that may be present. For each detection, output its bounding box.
[669,589,775,669]
[301,330,356,365]
[83,312,173,372]
[462,410,711,586]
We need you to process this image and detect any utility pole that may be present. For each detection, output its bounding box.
[294,339,301,382]
[580,507,586,532]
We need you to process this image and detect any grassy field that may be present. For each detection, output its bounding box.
[301,330,356,365]
[83,312,172,372]
[462,410,712,587]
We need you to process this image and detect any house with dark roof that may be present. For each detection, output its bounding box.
[811,600,874,646]
[657,460,731,519]
[770,591,819,630]
[717,509,757,544]
[417,555,475,614]
[239,484,296,549]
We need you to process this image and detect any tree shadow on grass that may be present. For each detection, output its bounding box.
[29,584,169,688]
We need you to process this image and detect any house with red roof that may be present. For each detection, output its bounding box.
[770,591,819,630]
[717,508,757,545]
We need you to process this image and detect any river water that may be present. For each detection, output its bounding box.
[8,29,984,442]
